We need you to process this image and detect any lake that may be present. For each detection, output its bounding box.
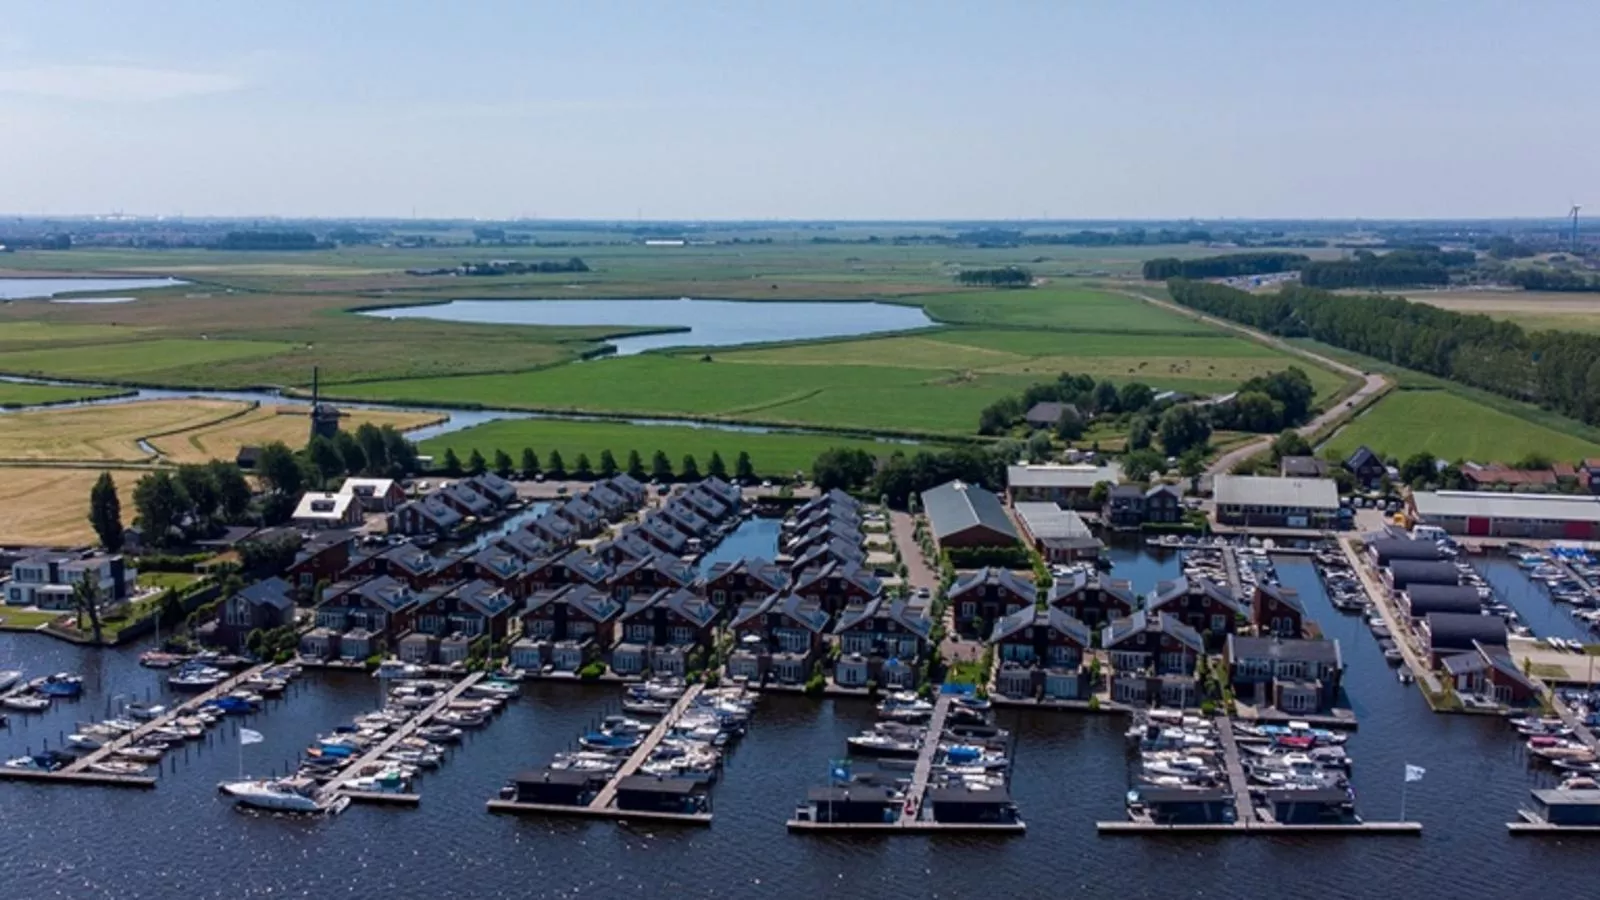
[0,277,187,300]
[359,298,935,354]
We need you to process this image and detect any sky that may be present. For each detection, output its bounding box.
[0,1,1596,220]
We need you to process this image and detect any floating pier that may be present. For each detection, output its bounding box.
[316,671,487,807]
[1097,821,1422,835]
[1215,717,1257,824]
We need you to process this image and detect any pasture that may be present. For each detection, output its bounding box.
[1322,389,1600,464]
[0,467,129,546]
[0,382,125,407]
[1402,288,1600,334]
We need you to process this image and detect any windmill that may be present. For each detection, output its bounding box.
[1570,203,1582,253]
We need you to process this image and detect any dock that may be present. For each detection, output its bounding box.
[589,683,705,811]
[1338,536,1442,695]
[1215,717,1255,823]
[316,671,486,806]
[902,694,953,825]
[1549,557,1600,605]
[1221,545,1244,595]
[1097,821,1422,835]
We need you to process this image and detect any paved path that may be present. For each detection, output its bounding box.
[902,695,953,825]
[318,671,485,799]
[590,683,705,810]
[889,511,977,662]
[1113,288,1391,475]
[1338,536,1442,695]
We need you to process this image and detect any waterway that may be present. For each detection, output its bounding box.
[0,549,1591,899]
[358,297,935,355]
[1474,556,1592,644]
[0,277,186,300]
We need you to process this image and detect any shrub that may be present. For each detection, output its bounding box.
[364,653,382,670]
[803,673,827,697]
[865,679,879,698]
[1200,699,1217,716]
[578,661,606,681]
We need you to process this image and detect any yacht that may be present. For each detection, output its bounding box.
[37,673,83,698]
[169,665,227,692]
[66,733,106,751]
[375,660,427,680]
[125,701,166,721]
[219,777,345,814]
[89,760,150,777]
[1,694,50,713]
[846,732,921,759]
[0,670,22,692]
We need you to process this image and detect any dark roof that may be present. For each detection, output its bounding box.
[1370,538,1444,564]
[1024,401,1078,426]
[807,786,898,804]
[236,577,293,611]
[514,769,604,787]
[1148,576,1247,616]
[1280,456,1329,479]
[1254,582,1306,617]
[949,567,1037,603]
[1426,612,1507,651]
[990,606,1091,647]
[927,786,1013,806]
[1388,560,1460,588]
[1403,584,1483,617]
[920,480,1018,544]
[1441,652,1490,676]
[1226,635,1342,667]
[1257,788,1351,806]
[615,775,702,795]
[1108,484,1145,499]
[1480,642,1540,692]
[1101,611,1205,654]
[1136,787,1232,804]
[1345,446,1382,470]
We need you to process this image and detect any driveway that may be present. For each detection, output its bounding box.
[888,509,980,662]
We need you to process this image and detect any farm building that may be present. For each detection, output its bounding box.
[1212,475,1341,530]
[1023,401,1080,430]
[1408,491,1600,540]
[1006,462,1121,509]
[1013,502,1102,563]
[921,481,1018,550]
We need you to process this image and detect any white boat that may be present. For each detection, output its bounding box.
[220,777,345,814]
[2,694,50,713]
[125,702,166,721]
[375,660,427,680]
[89,760,150,776]
[0,670,22,692]
[66,733,105,751]
[114,746,165,763]
[468,680,520,699]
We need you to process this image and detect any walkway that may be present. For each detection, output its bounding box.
[317,671,485,800]
[890,510,976,663]
[1222,546,1243,595]
[589,683,705,811]
[1215,717,1256,824]
[902,695,953,824]
[1338,536,1442,695]
[63,663,271,774]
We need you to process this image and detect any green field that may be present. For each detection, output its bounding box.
[914,287,1217,333]
[1324,389,1600,463]
[420,418,906,478]
[0,381,125,407]
[0,338,295,382]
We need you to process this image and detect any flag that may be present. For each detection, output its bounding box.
[829,758,851,782]
[1404,764,1425,783]
[239,728,265,746]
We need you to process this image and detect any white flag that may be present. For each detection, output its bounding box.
[239,728,265,745]
[1404,763,1425,783]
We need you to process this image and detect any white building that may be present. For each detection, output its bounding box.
[6,554,137,611]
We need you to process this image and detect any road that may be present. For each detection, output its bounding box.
[1112,287,1391,475]
[888,509,978,663]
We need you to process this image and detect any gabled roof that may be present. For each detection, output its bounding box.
[528,512,577,540]
[557,549,612,586]
[638,516,689,552]
[1024,400,1078,426]
[236,577,293,611]
[989,606,1090,647]
[469,546,528,580]
[555,497,603,523]
[778,594,832,634]
[921,480,1018,543]
[401,496,463,528]
[1101,611,1205,655]
[680,485,734,520]
[1226,634,1342,667]
[524,584,621,623]
[1441,651,1490,677]
[705,557,787,593]
[949,567,1036,603]
[797,488,860,517]
[833,597,883,634]
[1254,582,1306,617]
[1345,446,1382,470]
[607,474,647,499]
[585,482,627,510]
[657,501,712,536]
[454,579,517,618]
[697,476,743,506]
[612,551,695,587]
[1479,641,1539,692]
[1046,571,1135,608]
[791,537,866,573]
[464,472,517,504]
[1279,456,1328,479]
[334,576,417,614]
[660,588,718,629]
[1145,483,1182,500]
[1149,576,1247,616]
[886,598,933,640]
[727,593,780,629]
[793,559,881,597]
[598,530,656,562]
[496,528,550,561]
[442,482,495,515]
[378,543,441,577]
[1212,475,1339,511]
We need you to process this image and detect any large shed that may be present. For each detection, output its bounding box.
[921,480,1019,550]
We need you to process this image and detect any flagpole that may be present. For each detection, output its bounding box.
[1400,774,1406,822]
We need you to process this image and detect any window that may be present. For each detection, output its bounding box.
[960,602,976,619]
[625,624,651,644]
[1210,614,1227,633]
[670,626,695,645]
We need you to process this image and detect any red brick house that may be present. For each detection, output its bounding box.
[948,567,1037,636]
[703,557,787,609]
[284,532,355,594]
[607,552,696,603]
[1146,577,1248,650]
[1047,571,1137,628]
[725,592,831,684]
[792,559,881,617]
[341,544,446,591]
[1251,583,1308,639]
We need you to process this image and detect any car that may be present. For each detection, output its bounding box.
[761,480,773,489]
[916,587,931,599]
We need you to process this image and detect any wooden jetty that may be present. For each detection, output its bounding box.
[488,683,714,825]
[1214,717,1255,824]
[1221,546,1244,596]
[902,695,953,825]
[317,671,487,807]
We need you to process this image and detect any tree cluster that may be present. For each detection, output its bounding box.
[1206,367,1316,433]
[307,423,419,487]
[1141,252,1309,280]
[215,231,325,251]
[457,258,589,276]
[955,266,1032,288]
[978,372,1157,436]
[1298,248,1471,289]
[444,445,754,484]
[1166,279,1600,426]
[1508,268,1600,292]
[129,461,254,549]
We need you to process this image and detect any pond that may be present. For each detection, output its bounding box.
[358,297,935,355]
[0,277,187,300]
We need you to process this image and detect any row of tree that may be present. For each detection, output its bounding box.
[955,266,1032,287]
[306,424,420,487]
[102,460,255,550]
[1298,248,1472,289]
[1165,278,1600,426]
[440,446,756,484]
[978,372,1158,436]
[1206,367,1316,434]
[1141,252,1309,280]
[1508,268,1600,292]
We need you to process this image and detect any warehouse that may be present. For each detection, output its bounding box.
[1006,462,1121,509]
[921,480,1019,551]
[1212,475,1341,530]
[1408,491,1600,540]
[1013,502,1103,563]
[1385,560,1461,591]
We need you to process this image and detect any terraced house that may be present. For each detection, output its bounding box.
[833,597,933,689]
[611,588,719,677]
[305,576,419,661]
[1102,612,1205,708]
[1224,635,1345,715]
[1047,570,1137,628]
[726,593,832,684]
[515,584,623,673]
[1146,576,1248,649]
[948,567,1037,635]
[990,606,1093,701]
[703,557,787,610]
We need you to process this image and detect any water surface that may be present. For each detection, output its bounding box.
[0,277,185,300]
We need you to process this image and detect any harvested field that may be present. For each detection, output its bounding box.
[150,405,443,464]
[0,399,249,463]
[0,467,129,546]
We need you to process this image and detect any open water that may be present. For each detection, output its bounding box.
[0,551,1592,899]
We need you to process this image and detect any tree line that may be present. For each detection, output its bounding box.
[955,266,1032,287]
[440,446,757,484]
[306,424,421,488]
[1166,278,1600,426]
[215,231,326,251]
[1298,248,1473,289]
[1205,367,1316,434]
[1508,268,1600,292]
[1141,252,1309,280]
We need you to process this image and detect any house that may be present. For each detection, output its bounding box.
[637,516,690,555]
[1024,401,1080,430]
[530,549,612,593]
[1367,538,1443,567]
[785,520,865,560]
[437,482,496,519]
[605,474,649,507]
[785,490,861,540]
[1384,560,1460,591]
[461,472,518,508]
[1408,491,1600,540]
[5,553,136,611]
[833,597,933,689]
[948,567,1037,635]
[1144,484,1183,524]
[1400,584,1483,619]
[298,626,341,661]
[1251,583,1307,639]
[1102,612,1206,675]
[695,476,744,512]
[656,501,713,541]
[608,551,696,602]
[285,532,355,593]
[680,484,735,523]
[413,579,518,643]
[792,559,881,617]
[338,477,406,513]
[342,543,446,590]
[525,513,579,549]
[726,593,831,684]
[583,482,631,520]
[1461,463,1557,490]
[612,588,719,676]
[921,480,1019,550]
[236,445,262,470]
[593,530,655,566]
[214,577,294,652]
[1133,787,1235,824]
[1280,456,1330,479]
[389,497,464,537]
[292,491,363,529]
[447,546,535,598]
[1212,475,1341,530]
[1103,485,1148,530]
[398,632,439,665]
[790,537,866,578]
[1582,459,1600,495]
[314,576,419,659]
[517,584,623,672]
[1441,640,1540,706]
[1224,634,1345,714]
[496,528,553,564]
[1344,446,1387,490]
[1146,577,1248,648]
[1047,570,1137,628]
[554,497,606,538]
[1424,612,1507,666]
[1006,462,1122,509]
[703,557,788,609]
[989,606,1092,700]
[1014,502,1102,563]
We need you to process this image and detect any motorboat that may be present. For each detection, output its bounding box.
[600,715,649,736]
[37,673,83,698]
[345,770,412,794]
[2,694,50,713]
[0,670,22,692]
[622,698,674,716]
[113,746,165,763]
[1553,759,1600,774]
[139,651,185,669]
[468,679,520,699]
[125,701,166,721]
[433,709,487,728]
[415,724,464,744]
[169,665,227,692]
[66,733,105,751]
[382,749,442,769]
[846,732,921,759]
[88,760,150,777]
[579,732,643,753]
[219,777,345,814]
[204,696,258,716]
[243,677,287,697]
[375,660,427,680]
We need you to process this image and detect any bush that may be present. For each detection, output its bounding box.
[945,546,1031,569]
[804,674,827,697]
[578,660,606,681]
[865,679,879,698]
[364,653,382,669]
[1088,695,1101,711]
[1200,699,1217,716]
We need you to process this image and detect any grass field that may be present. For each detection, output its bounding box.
[420,418,908,478]
[0,467,129,545]
[913,287,1217,333]
[1323,389,1600,463]
[0,399,249,462]
[1392,289,1600,334]
[0,382,125,407]
[0,338,295,382]
[149,405,444,464]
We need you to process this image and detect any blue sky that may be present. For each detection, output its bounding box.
[0,1,1595,219]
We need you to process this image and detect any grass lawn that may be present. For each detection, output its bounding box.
[149,405,443,465]
[0,608,67,630]
[1396,289,1600,334]
[0,321,156,350]
[0,398,249,462]
[0,381,126,407]
[1323,389,1600,463]
[0,467,134,545]
[420,418,913,478]
[136,572,204,591]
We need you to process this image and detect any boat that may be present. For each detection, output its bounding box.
[0,670,22,692]
[113,746,165,763]
[1,694,50,713]
[375,660,427,680]
[1397,667,1415,684]
[468,679,520,699]
[345,770,411,793]
[415,724,464,744]
[845,733,921,759]
[36,673,83,698]
[622,698,674,716]
[169,665,227,692]
[125,701,166,721]
[204,696,258,716]
[5,754,60,772]
[88,760,150,776]
[578,732,643,753]
[139,651,185,669]
[1553,758,1600,774]
[219,777,346,814]
[599,715,649,735]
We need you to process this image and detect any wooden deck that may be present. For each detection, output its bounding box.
[589,683,705,812]
[1214,717,1256,824]
[902,695,953,825]
[488,800,713,825]
[1221,546,1244,595]
[316,671,486,802]
[0,768,156,788]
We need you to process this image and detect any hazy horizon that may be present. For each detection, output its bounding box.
[3,1,1596,220]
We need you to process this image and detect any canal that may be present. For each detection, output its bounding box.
[0,549,1593,898]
